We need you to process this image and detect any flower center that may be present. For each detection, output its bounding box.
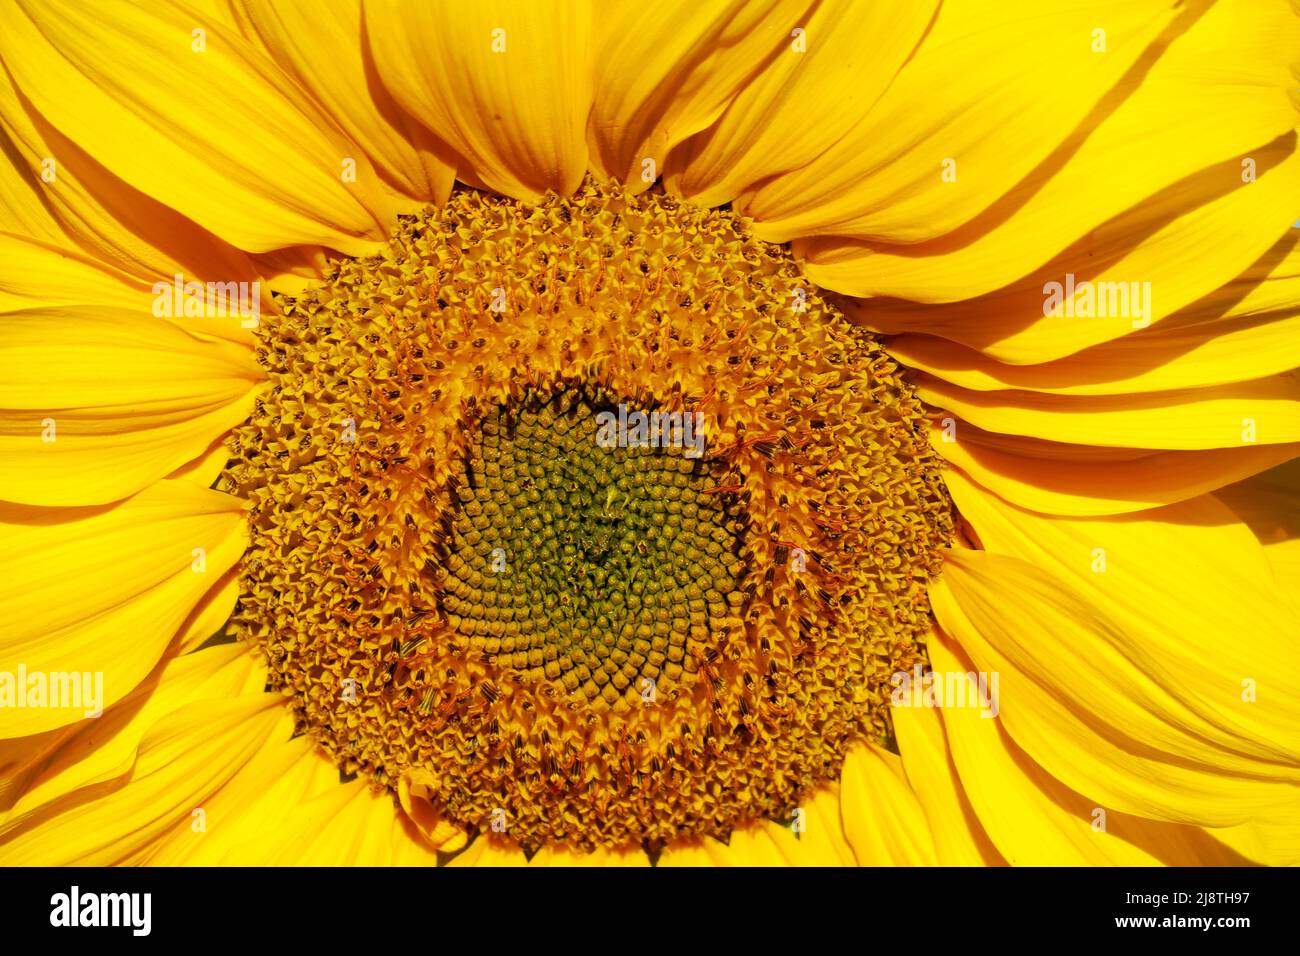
[223,179,954,855]
[441,385,747,709]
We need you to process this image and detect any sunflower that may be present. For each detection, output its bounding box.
[1,0,1298,868]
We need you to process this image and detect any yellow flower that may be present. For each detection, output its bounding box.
[1,0,1298,867]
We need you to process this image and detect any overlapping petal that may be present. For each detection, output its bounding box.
[0,0,401,255]
[841,136,1300,364]
[917,369,1300,450]
[0,307,261,506]
[234,0,456,204]
[0,480,248,738]
[931,537,1300,826]
[740,0,1187,243]
[589,0,809,190]
[923,639,1253,865]
[366,0,591,201]
[666,0,937,208]
[930,419,1300,516]
[798,0,1300,301]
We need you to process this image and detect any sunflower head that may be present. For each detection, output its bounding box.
[223,179,954,851]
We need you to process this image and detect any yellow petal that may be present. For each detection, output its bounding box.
[799,0,1300,299]
[932,418,1300,516]
[0,61,266,300]
[674,823,798,866]
[444,837,530,867]
[891,703,1004,866]
[666,0,937,208]
[588,0,809,190]
[250,245,332,295]
[656,785,853,866]
[1,641,256,821]
[1213,457,1300,613]
[1210,813,1300,867]
[165,434,236,491]
[1175,228,1300,322]
[661,828,786,866]
[366,0,590,201]
[0,306,260,505]
[916,369,1300,450]
[928,635,1251,865]
[0,232,149,313]
[523,844,650,867]
[887,229,1300,396]
[0,480,248,737]
[0,689,280,864]
[889,313,1300,397]
[840,137,1300,362]
[141,703,446,866]
[838,742,937,865]
[766,783,856,866]
[174,567,240,654]
[742,0,1183,242]
[947,470,1300,753]
[654,837,730,867]
[163,734,444,866]
[1,0,397,254]
[0,230,259,348]
[444,834,650,867]
[146,723,330,863]
[396,768,469,853]
[0,125,68,247]
[931,546,1300,826]
[233,0,455,204]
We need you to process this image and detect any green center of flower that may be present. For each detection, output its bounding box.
[438,386,747,709]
